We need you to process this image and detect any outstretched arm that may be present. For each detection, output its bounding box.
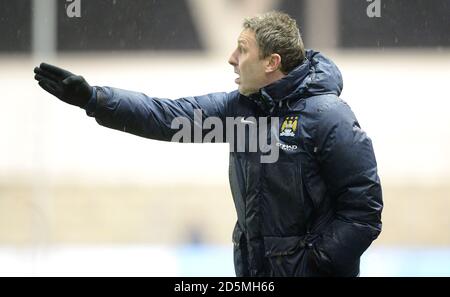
[34,63,230,142]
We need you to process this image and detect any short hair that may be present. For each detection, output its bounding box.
[243,11,305,74]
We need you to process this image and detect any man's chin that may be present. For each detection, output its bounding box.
[238,86,256,97]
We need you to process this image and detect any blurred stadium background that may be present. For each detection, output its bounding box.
[0,0,449,276]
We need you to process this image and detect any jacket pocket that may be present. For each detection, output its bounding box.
[263,235,309,277]
[302,233,335,276]
[232,223,249,277]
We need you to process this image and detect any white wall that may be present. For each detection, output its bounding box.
[1,51,449,185]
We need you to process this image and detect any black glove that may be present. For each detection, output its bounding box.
[34,63,93,108]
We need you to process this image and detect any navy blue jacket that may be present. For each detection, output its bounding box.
[85,50,383,277]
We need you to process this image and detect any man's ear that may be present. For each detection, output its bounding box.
[265,53,282,73]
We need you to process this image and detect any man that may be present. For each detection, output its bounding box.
[33,11,383,277]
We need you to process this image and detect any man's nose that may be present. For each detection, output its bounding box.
[228,49,238,66]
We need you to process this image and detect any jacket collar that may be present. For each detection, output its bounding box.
[261,57,311,103]
[242,49,343,114]
[244,58,311,114]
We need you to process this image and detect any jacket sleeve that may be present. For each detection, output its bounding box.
[85,86,230,142]
[310,99,383,276]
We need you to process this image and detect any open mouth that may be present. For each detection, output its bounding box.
[234,72,240,84]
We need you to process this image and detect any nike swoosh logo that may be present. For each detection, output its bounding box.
[240,118,256,124]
